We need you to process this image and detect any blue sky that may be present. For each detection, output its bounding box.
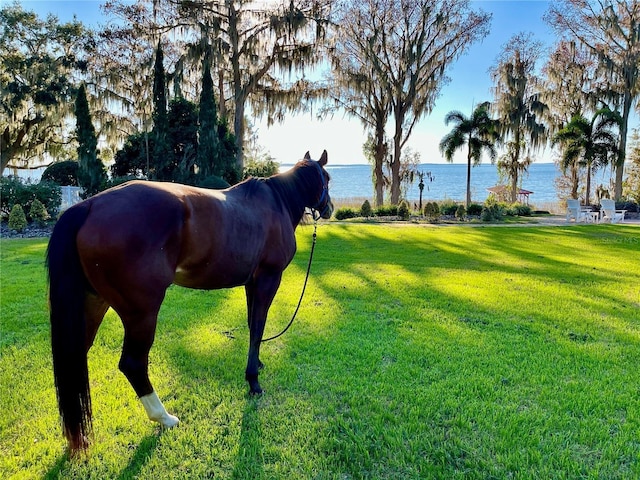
[14,0,571,164]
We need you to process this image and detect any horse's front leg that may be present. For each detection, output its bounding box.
[244,271,282,395]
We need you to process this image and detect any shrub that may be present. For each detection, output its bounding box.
[481,203,504,222]
[334,207,358,220]
[195,175,230,190]
[360,199,373,218]
[0,177,61,219]
[398,200,410,220]
[29,199,50,226]
[440,200,459,216]
[511,203,532,216]
[424,202,441,222]
[8,204,27,232]
[41,160,79,186]
[374,205,398,217]
[106,176,141,189]
[467,203,483,216]
[243,159,280,179]
[618,201,639,213]
[455,204,466,221]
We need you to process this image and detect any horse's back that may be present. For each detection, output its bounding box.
[73,180,295,299]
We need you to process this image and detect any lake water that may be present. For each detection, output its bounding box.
[284,162,564,207]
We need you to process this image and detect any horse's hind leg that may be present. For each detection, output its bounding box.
[84,293,109,351]
[117,310,179,428]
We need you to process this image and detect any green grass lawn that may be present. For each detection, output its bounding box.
[1,223,640,479]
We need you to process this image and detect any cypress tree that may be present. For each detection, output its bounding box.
[197,61,220,179]
[75,84,106,197]
[152,40,171,180]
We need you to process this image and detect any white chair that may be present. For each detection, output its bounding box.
[566,199,589,223]
[600,199,626,224]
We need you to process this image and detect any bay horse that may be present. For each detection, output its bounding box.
[46,151,333,455]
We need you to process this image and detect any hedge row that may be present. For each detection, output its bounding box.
[334,199,534,222]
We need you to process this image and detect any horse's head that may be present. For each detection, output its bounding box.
[303,150,334,219]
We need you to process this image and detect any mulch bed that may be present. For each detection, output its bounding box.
[1,223,54,239]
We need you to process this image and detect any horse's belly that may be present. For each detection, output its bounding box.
[172,263,252,290]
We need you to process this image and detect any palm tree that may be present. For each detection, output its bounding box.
[439,102,500,207]
[553,107,621,205]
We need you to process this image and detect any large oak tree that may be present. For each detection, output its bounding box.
[0,3,92,173]
[546,0,640,200]
[329,0,491,205]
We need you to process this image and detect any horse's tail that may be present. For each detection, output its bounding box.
[45,202,92,454]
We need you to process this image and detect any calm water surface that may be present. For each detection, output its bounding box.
[285,163,565,206]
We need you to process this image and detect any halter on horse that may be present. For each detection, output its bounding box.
[46,151,333,455]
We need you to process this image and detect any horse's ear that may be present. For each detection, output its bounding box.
[319,150,328,166]
[304,151,311,160]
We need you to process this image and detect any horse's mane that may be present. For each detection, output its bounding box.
[264,161,318,224]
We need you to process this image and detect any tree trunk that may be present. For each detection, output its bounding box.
[571,164,578,199]
[218,69,227,120]
[234,99,245,170]
[390,146,401,205]
[465,146,472,208]
[373,121,385,207]
[390,115,403,205]
[615,91,632,200]
[1,144,13,174]
[585,162,592,205]
[510,132,521,203]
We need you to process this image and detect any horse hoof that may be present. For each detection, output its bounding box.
[159,412,180,428]
[248,377,263,395]
[249,387,263,396]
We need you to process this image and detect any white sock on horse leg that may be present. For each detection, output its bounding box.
[139,391,180,428]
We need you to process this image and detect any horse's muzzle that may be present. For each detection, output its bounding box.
[321,200,334,219]
[314,199,333,220]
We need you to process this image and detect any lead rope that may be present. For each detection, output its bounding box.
[261,215,318,343]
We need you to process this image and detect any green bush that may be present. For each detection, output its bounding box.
[8,204,27,232]
[360,199,373,218]
[334,207,358,220]
[398,200,410,220]
[440,200,459,216]
[243,159,280,179]
[41,161,79,186]
[106,176,141,189]
[481,203,504,222]
[467,203,483,216]
[511,203,532,216]
[28,199,50,226]
[195,175,230,190]
[374,205,398,217]
[424,202,441,222]
[618,201,638,213]
[0,177,61,219]
[455,204,466,221]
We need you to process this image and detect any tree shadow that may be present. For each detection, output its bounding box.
[232,396,264,480]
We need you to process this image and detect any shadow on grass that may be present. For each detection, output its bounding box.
[43,454,68,480]
[232,396,263,480]
[115,223,640,477]
[42,434,160,480]
[116,434,160,480]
